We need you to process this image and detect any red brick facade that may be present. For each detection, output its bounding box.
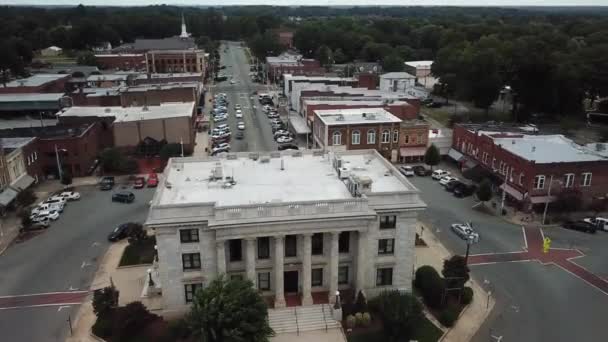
[452,124,608,209]
[304,102,419,123]
[267,60,325,82]
[95,54,146,71]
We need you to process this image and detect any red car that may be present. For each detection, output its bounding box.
[133,177,146,189]
[147,173,159,187]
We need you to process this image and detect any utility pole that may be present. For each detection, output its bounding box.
[180,137,184,157]
[55,144,63,181]
[542,174,554,225]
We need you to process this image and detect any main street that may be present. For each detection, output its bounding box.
[409,173,608,342]
[0,186,154,342]
[210,41,279,152]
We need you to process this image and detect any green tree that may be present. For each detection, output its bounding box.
[16,189,36,207]
[111,301,159,342]
[92,285,119,318]
[382,54,404,72]
[77,51,97,66]
[315,45,333,68]
[126,223,147,245]
[476,178,493,204]
[369,290,423,342]
[188,276,274,342]
[599,128,608,143]
[424,144,440,170]
[442,255,470,290]
[99,148,138,174]
[332,48,348,64]
[159,143,183,160]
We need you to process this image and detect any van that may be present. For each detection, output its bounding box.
[432,169,450,180]
[112,191,135,203]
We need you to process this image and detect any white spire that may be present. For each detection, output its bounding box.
[180,13,189,39]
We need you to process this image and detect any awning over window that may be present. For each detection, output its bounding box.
[500,183,525,201]
[400,147,427,157]
[463,158,478,169]
[447,148,464,161]
[10,174,35,191]
[0,188,18,207]
[288,114,311,134]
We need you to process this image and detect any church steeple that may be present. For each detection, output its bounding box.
[180,13,189,39]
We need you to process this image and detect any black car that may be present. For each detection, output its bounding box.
[445,180,463,192]
[235,131,244,140]
[278,144,299,151]
[108,223,132,242]
[427,101,444,108]
[112,191,135,203]
[412,165,431,176]
[453,183,477,198]
[421,98,434,105]
[562,220,597,234]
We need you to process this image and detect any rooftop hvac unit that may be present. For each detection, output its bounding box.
[260,156,270,163]
[339,167,350,179]
[336,114,345,121]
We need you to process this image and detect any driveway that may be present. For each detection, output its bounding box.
[408,169,608,342]
[0,184,155,342]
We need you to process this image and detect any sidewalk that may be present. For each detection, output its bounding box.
[0,212,20,255]
[415,223,495,342]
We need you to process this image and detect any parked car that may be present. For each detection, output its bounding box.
[427,101,443,108]
[234,104,241,110]
[451,223,480,242]
[562,220,597,234]
[133,177,146,189]
[235,111,243,119]
[108,223,132,242]
[20,220,50,232]
[453,183,477,198]
[212,143,230,154]
[213,115,228,123]
[277,136,294,143]
[278,144,299,151]
[445,180,462,192]
[59,191,81,201]
[421,98,434,105]
[583,217,608,231]
[412,165,431,176]
[432,170,450,180]
[147,173,158,187]
[274,130,290,138]
[235,131,244,140]
[237,121,246,130]
[399,166,415,177]
[112,191,135,203]
[33,210,60,221]
[439,176,459,186]
[32,202,64,215]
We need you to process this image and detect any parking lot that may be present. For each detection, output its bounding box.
[406,162,608,342]
[0,182,155,342]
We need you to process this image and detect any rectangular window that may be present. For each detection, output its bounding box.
[285,235,297,257]
[257,237,270,259]
[581,173,592,187]
[380,215,396,229]
[230,274,243,281]
[312,233,324,255]
[564,173,575,188]
[229,239,242,262]
[393,130,399,143]
[418,134,423,144]
[491,158,496,169]
[184,283,203,303]
[519,173,524,186]
[405,135,410,144]
[258,272,270,290]
[533,175,545,189]
[180,228,199,243]
[378,239,395,255]
[376,267,393,286]
[338,232,350,253]
[312,268,323,286]
[338,266,349,284]
[182,253,201,271]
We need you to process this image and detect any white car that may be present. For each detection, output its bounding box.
[451,223,480,242]
[237,121,246,130]
[439,176,459,186]
[213,115,228,122]
[235,110,243,119]
[60,191,81,201]
[432,169,450,180]
[235,104,241,110]
[277,136,294,143]
[583,217,608,231]
[274,130,290,138]
[399,166,415,177]
[34,210,60,221]
[230,79,236,84]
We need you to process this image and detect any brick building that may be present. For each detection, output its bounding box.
[0,74,69,94]
[266,53,325,83]
[1,137,42,183]
[95,54,146,71]
[277,31,294,48]
[452,124,608,210]
[133,72,203,85]
[69,83,201,108]
[145,50,206,74]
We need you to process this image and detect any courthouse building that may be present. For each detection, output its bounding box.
[146,149,425,312]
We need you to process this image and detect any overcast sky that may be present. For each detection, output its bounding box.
[0,1,607,6]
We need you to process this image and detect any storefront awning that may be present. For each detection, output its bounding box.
[530,195,557,204]
[400,147,427,157]
[288,114,311,134]
[500,183,525,201]
[463,158,478,169]
[11,174,35,191]
[447,148,464,161]
[0,188,18,207]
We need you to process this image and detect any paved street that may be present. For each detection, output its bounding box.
[409,169,608,342]
[0,184,154,342]
[210,41,279,152]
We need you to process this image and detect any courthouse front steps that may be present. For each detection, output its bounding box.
[268,304,341,334]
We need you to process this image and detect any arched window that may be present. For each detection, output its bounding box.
[381,130,390,143]
[393,130,399,143]
[352,130,361,145]
[367,130,376,144]
[332,131,342,145]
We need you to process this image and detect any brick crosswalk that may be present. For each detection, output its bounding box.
[0,291,88,310]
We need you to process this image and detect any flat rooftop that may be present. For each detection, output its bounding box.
[57,102,195,123]
[0,93,65,102]
[405,60,434,68]
[87,74,128,82]
[380,72,416,79]
[304,99,411,107]
[157,150,413,207]
[492,134,607,163]
[314,108,402,126]
[134,73,203,80]
[285,74,357,82]
[5,74,67,88]
[1,137,36,152]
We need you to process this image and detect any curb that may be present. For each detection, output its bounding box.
[116,263,153,269]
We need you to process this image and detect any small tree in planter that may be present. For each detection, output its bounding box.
[16,189,36,207]
[442,255,470,291]
[93,285,119,318]
[369,290,423,341]
[424,144,440,171]
[476,178,493,206]
[127,223,147,245]
[354,290,368,313]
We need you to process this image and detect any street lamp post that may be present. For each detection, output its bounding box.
[147,268,155,287]
[464,234,476,265]
[542,175,562,225]
[55,145,67,181]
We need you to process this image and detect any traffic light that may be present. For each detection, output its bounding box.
[543,237,551,254]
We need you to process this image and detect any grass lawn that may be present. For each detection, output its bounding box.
[346,315,443,342]
[119,236,156,266]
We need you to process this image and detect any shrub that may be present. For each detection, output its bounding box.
[442,255,470,290]
[92,286,119,318]
[361,312,371,327]
[368,290,422,340]
[346,315,356,329]
[16,189,36,207]
[112,301,159,341]
[355,312,363,326]
[127,223,147,245]
[354,290,368,313]
[415,265,446,310]
[92,315,113,338]
[168,318,191,339]
[438,304,460,327]
[461,286,474,305]
[61,171,73,185]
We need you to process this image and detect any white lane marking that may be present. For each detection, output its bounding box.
[521,226,528,249]
[91,242,100,247]
[81,261,91,269]
[468,259,533,266]
[68,286,79,291]
[57,305,71,312]
[0,302,83,311]
[0,291,88,299]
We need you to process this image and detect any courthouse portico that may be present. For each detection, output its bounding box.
[146,149,425,312]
